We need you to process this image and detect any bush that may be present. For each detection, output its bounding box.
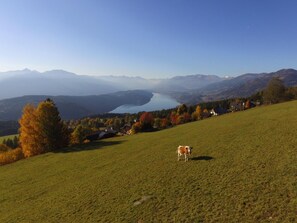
[0,143,12,153]
[0,148,24,165]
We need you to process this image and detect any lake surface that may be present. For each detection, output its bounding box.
[110,93,180,114]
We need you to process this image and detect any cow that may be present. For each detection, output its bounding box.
[177,145,192,162]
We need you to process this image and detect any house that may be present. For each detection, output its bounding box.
[98,128,118,139]
[210,107,228,116]
[85,127,118,141]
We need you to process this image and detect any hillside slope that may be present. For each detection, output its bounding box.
[1,101,297,222]
[173,68,297,104]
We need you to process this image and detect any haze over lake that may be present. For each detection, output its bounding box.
[110,93,180,114]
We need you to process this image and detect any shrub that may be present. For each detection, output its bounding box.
[0,143,12,153]
[0,148,24,165]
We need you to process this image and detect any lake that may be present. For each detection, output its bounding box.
[110,93,180,114]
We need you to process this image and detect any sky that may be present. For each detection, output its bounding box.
[0,0,296,78]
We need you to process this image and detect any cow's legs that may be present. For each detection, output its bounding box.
[184,154,187,162]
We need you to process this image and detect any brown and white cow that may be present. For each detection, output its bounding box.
[177,145,192,162]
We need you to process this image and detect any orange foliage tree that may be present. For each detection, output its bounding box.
[170,112,179,125]
[19,104,43,157]
[19,99,69,157]
[139,112,154,130]
[192,105,202,121]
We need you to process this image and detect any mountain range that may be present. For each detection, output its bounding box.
[0,68,296,120]
[0,69,227,100]
[0,90,153,121]
[173,68,297,104]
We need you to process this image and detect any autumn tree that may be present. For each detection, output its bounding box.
[36,99,69,152]
[263,77,286,104]
[19,104,43,157]
[170,111,179,125]
[19,99,69,157]
[183,112,191,123]
[139,112,154,130]
[192,105,202,121]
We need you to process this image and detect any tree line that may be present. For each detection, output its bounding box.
[0,77,296,165]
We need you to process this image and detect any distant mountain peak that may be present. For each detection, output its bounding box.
[275,68,297,74]
[42,70,78,78]
[22,68,32,72]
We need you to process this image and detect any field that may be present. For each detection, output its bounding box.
[0,134,18,143]
[1,101,297,222]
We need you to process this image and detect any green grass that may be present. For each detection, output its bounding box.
[1,101,297,222]
[0,134,18,143]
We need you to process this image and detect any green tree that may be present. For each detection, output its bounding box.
[263,77,286,104]
[5,139,13,148]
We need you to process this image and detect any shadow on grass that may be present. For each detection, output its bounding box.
[55,140,125,153]
[191,156,214,161]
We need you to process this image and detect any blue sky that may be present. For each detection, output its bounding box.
[0,0,296,78]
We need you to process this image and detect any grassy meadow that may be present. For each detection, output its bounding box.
[1,101,297,222]
[0,134,18,143]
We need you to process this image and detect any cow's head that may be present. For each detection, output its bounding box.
[187,146,192,155]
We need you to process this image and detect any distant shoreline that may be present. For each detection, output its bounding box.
[110,92,180,114]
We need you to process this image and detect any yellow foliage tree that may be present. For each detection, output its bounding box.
[36,99,69,152]
[192,105,202,121]
[70,125,85,145]
[19,99,69,157]
[19,104,44,157]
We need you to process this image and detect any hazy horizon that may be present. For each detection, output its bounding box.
[1,67,297,79]
[1,0,297,78]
